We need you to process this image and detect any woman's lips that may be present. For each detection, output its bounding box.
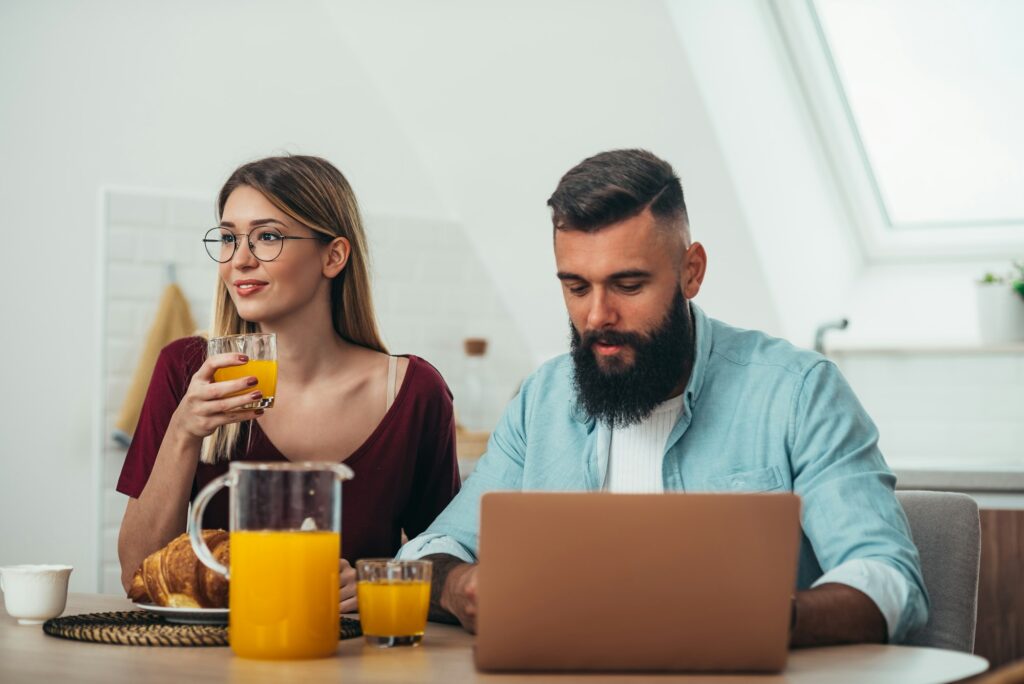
[234,281,268,297]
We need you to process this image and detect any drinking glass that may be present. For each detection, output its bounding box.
[190,462,354,660]
[356,559,432,647]
[207,333,277,409]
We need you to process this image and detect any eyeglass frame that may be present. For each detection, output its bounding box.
[202,226,330,263]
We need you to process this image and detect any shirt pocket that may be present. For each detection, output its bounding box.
[697,465,784,493]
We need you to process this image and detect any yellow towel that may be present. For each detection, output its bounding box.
[113,283,197,444]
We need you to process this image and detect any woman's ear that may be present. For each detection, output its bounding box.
[323,237,351,278]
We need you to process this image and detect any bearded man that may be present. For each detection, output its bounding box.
[399,149,928,647]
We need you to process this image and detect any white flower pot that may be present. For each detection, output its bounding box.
[976,283,1024,343]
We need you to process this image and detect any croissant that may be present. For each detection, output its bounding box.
[128,530,230,608]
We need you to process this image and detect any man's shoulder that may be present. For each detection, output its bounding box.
[531,353,574,382]
[515,353,576,406]
[706,316,826,378]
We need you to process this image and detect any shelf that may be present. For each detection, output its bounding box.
[826,343,1024,355]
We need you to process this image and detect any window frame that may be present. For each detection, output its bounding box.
[769,0,1024,263]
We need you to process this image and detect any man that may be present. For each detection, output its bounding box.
[399,149,928,646]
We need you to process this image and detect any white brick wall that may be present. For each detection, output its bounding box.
[99,191,534,594]
[365,214,534,430]
[831,350,1024,471]
[100,190,215,594]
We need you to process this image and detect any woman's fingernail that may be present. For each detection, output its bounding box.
[247,377,258,386]
[255,409,265,416]
[238,354,249,363]
[251,391,263,399]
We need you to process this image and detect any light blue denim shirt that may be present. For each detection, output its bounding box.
[401,304,929,642]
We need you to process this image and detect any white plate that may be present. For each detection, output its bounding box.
[134,603,229,625]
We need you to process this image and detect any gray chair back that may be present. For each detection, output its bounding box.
[897,490,981,652]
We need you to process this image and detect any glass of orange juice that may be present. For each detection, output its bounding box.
[189,462,354,660]
[207,333,277,409]
[356,559,432,647]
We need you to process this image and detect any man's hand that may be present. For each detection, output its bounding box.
[440,562,480,633]
[423,553,480,632]
[791,583,887,647]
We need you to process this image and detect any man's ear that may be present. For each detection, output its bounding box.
[323,236,351,278]
[680,242,707,300]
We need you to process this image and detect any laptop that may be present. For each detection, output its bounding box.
[474,491,801,673]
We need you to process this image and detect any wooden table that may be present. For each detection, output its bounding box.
[0,594,989,683]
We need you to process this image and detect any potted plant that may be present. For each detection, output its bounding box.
[976,261,1024,343]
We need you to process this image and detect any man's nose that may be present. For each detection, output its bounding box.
[585,290,618,330]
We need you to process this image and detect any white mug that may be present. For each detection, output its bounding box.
[0,565,73,625]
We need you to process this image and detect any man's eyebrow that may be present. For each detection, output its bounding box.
[557,269,652,281]
[609,269,651,279]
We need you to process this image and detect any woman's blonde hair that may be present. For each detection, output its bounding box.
[200,155,386,464]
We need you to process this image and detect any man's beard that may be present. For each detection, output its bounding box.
[570,290,694,428]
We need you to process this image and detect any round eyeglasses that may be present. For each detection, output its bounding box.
[203,227,326,263]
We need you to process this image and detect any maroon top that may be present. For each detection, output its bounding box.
[116,337,460,562]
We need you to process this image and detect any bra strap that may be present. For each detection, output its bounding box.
[386,356,398,411]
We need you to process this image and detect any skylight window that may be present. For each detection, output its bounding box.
[813,0,1024,229]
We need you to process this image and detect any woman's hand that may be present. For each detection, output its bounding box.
[340,558,358,613]
[169,353,264,441]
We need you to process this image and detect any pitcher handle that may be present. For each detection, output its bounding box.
[189,473,232,579]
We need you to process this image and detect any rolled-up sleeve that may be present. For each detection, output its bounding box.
[790,360,929,643]
[398,372,532,562]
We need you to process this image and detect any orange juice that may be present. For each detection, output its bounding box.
[229,530,340,659]
[214,359,277,407]
[357,580,431,638]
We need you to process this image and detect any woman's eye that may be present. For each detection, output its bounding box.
[219,234,236,244]
[258,232,283,242]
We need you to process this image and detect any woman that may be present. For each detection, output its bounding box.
[116,155,460,612]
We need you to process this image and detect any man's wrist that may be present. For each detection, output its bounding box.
[422,553,467,624]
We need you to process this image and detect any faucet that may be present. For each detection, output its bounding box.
[814,318,849,354]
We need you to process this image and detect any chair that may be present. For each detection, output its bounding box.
[897,490,981,652]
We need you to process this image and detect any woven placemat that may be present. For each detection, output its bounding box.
[42,611,362,647]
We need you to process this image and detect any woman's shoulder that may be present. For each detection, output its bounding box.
[158,336,207,375]
[401,355,453,402]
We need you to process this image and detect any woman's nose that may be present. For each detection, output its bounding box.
[232,237,259,268]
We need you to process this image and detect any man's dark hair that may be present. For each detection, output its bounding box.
[547,149,688,235]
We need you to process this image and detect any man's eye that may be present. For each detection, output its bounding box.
[569,286,589,296]
[618,283,642,293]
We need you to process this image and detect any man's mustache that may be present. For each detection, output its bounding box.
[578,329,646,349]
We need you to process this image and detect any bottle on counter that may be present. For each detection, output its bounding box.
[459,337,489,433]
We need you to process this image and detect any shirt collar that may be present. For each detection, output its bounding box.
[683,302,712,416]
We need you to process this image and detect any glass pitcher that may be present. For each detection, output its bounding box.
[190,461,354,660]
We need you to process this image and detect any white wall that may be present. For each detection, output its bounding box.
[1,0,783,590]
[0,0,449,591]
[668,0,861,349]
[9,0,1008,593]
[325,0,784,360]
[833,350,1024,470]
